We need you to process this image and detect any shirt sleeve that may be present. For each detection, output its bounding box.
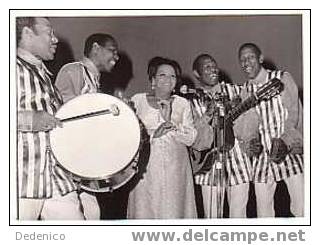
[280,72,303,147]
[16,62,41,132]
[17,110,33,132]
[55,64,84,103]
[17,111,53,132]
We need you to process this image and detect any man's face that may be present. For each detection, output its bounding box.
[239,47,262,79]
[197,57,219,86]
[96,40,119,72]
[30,18,58,61]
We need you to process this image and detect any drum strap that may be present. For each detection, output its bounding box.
[82,64,100,92]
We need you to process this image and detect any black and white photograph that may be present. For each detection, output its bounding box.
[9,9,310,229]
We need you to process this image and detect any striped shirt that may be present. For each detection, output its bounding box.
[191,81,251,186]
[243,68,303,183]
[17,49,77,199]
[55,57,100,102]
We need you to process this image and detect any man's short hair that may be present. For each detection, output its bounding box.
[16,17,37,46]
[192,53,216,74]
[238,43,262,58]
[84,33,116,57]
[147,56,181,82]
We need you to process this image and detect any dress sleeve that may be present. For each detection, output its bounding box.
[280,72,303,147]
[55,64,84,103]
[170,98,197,146]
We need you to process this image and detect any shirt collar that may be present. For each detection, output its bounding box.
[81,57,101,81]
[17,48,53,75]
[248,67,268,86]
[198,81,224,96]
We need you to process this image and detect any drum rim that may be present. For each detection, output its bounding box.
[79,159,138,193]
[52,149,140,181]
[50,92,141,181]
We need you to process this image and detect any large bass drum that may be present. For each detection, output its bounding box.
[50,93,141,192]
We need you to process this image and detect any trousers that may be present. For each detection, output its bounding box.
[18,183,100,220]
[255,174,304,217]
[201,182,249,218]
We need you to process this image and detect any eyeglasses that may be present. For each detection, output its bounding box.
[155,74,177,81]
[103,47,118,56]
[100,44,119,56]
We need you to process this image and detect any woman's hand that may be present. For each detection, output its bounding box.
[153,121,176,138]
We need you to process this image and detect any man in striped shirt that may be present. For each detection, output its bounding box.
[17,17,84,219]
[55,33,119,219]
[234,43,304,217]
[189,54,251,218]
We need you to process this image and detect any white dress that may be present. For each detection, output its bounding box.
[127,93,198,219]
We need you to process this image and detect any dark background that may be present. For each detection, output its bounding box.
[46,14,303,219]
[48,15,303,96]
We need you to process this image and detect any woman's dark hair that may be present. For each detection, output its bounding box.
[147,56,181,82]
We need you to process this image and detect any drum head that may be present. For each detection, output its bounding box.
[50,93,141,180]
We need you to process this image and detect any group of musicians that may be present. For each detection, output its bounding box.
[16,17,304,220]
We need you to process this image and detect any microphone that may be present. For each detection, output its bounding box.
[179,85,203,95]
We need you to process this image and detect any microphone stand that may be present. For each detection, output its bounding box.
[180,85,228,218]
[210,95,227,218]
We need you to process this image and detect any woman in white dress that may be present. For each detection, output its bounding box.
[127,57,198,219]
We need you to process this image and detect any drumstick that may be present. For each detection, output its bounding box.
[60,105,120,123]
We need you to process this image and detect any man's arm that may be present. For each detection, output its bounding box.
[18,110,61,132]
[280,72,303,152]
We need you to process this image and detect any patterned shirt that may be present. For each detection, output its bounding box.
[17,48,77,198]
[240,67,303,183]
[190,81,251,186]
